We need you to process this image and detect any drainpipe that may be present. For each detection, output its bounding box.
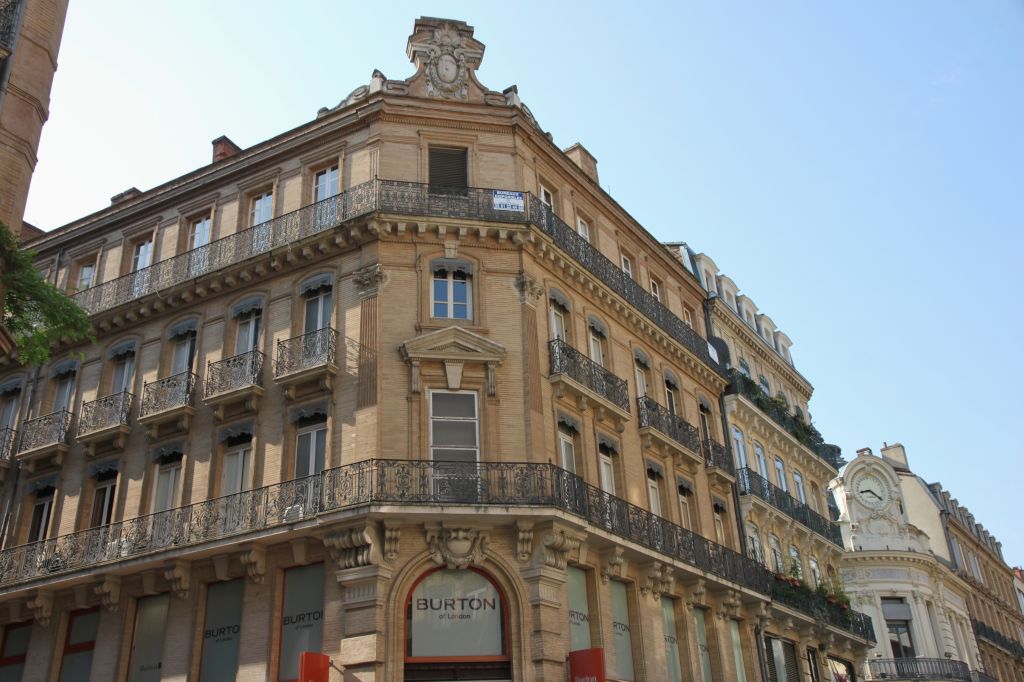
[703,294,748,559]
[0,246,65,546]
[754,622,770,682]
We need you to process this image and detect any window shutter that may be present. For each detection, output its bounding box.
[782,640,801,682]
[765,637,779,682]
[429,148,468,189]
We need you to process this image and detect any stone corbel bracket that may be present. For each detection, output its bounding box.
[515,521,534,563]
[27,591,53,627]
[239,544,267,584]
[94,576,122,612]
[323,522,383,570]
[601,547,627,584]
[536,526,587,571]
[163,560,191,599]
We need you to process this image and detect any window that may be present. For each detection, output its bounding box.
[758,374,770,395]
[732,426,748,470]
[633,354,650,397]
[128,594,169,682]
[665,377,680,417]
[754,443,768,478]
[539,184,554,210]
[171,330,197,375]
[598,443,616,494]
[90,474,117,527]
[429,147,468,190]
[576,217,590,242]
[647,464,663,516]
[295,421,327,478]
[677,480,694,530]
[188,216,212,276]
[739,358,751,377]
[730,620,748,682]
[249,192,273,226]
[558,425,577,474]
[793,470,806,504]
[650,277,661,302]
[131,239,153,273]
[587,318,607,367]
[766,637,800,682]
[313,166,339,202]
[199,580,244,682]
[809,557,821,588]
[52,371,75,414]
[788,546,802,578]
[882,597,916,659]
[693,608,714,682]
[429,391,478,463]
[59,608,99,682]
[620,254,633,279]
[235,308,262,355]
[697,402,713,444]
[28,490,53,542]
[75,263,95,291]
[567,566,591,651]
[682,307,693,327]
[303,282,333,334]
[769,536,784,573]
[774,458,788,492]
[747,525,764,564]
[222,446,251,495]
[703,270,716,293]
[0,621,30,679]
[153,459,182,513]
[432,269,471,320]
[713,502,728,545]
[111,351,135,395]
[610,581,636,681]
[550,303,568,342]
[662,598,683,682]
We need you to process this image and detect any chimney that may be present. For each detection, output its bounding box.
[880,442,909,470]
[564,143,599,184]
[855,447,873,458]
[110,187,142,205]
[212,135,242,163]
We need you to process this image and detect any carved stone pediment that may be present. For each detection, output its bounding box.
[401,326,506,394]
[404,18,497,103]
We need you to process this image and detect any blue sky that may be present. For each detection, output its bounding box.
[26,2,1024,563]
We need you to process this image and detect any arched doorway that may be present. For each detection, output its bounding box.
[404,567,512,681]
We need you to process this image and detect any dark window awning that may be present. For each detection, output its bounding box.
[587,315,607,338]
[291,401,328,424]
[557,412,580,434]
[219,420,255,444]
[168,319,198,341]
[299,273,334,297]
[597,434,619,454]
[548,288,572,311]
[50,359,78,378]
[151,441,185,463]
[633,348,651,369]
[108,339,137,360]
[89,459,120,479]
[231,296,264,319]
[0,377,23,395]
[664,370,680,390]
[430,258,474,276]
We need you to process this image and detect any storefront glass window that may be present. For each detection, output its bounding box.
[199,580,244,682]
[568,566,591,651]
[610,581,634,681]
[279,564,324,682]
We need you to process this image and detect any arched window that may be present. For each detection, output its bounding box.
[747,524,764,564]
[788,546,802,578]
[548,289,571,342]
[633,349,652,397]
[768,536,783,573]
[663,370,681,417]
[167,319,199,375]
[731,426,747,470]
[406,568,510,678]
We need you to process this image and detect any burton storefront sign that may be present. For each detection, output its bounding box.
[492,190,525,212]
[568,647,606,682]
[279,564,325,680]
[408,569,503,658]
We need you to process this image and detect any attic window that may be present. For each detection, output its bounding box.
[429,148,468,190]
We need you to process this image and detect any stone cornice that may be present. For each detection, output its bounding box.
[712,300,812,400]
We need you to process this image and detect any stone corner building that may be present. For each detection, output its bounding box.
[0,18,875,682]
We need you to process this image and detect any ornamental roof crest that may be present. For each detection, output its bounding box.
[406,17,488,102]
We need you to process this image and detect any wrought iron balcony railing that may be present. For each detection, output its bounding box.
[549,339,630,413]
[0,0,20,52]
[702,438,733,475]
[78,391,133,436]
[275,328,337,378]
[867,658,971,681]
[73,180,723,377]
[16,410,72,453]
[972,618,1024,658]
[727,370,843,469]
[737,467,842,546]
[637,395,702,453]
[205,350,264,398]
[0,427,16,462]
[970,672,997,682]
[140,372,196,418]
[770,577,874,641]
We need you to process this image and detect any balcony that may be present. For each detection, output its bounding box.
[138,372,196,438]
[637,395,703,467]
[867,658,971,681]
[0,0,20,58]
[74,180,724,379]
[549,339,630,430]
[972,618,1024,658]
[737,467,843,546]
[16,410,72,471]
[204,350,265,420]
[703,438,734,483]
[970,672,997,682]
[727,370,843,470]
[0,426,16,479]
[770,577,874,641]
[274,328,338,400]
[77,391,134,456]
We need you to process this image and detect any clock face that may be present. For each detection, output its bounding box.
[855,474,889,510]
